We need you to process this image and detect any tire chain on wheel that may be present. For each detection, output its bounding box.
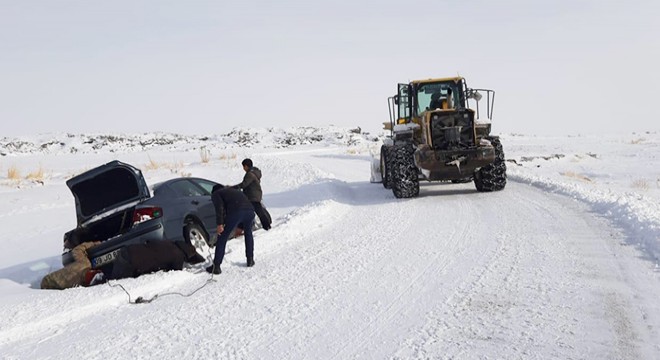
[381,145,394,189]
[391,144,420,198]
[474,137,507,192]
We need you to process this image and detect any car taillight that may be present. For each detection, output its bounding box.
[132,206,163,225]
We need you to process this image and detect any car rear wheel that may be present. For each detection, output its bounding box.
[184,223,212,262]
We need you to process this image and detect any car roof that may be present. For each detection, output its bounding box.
[151,177,218,191]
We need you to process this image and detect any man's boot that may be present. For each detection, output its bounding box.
[206,264,221,274]
[247,257,255,267]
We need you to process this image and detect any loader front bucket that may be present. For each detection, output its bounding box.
[370,154,382,183]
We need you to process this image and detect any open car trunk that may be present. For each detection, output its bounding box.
[64,161,150,249]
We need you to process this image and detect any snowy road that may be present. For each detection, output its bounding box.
[1,145,659,359]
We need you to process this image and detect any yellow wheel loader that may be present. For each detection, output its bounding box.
[371,76,506,198]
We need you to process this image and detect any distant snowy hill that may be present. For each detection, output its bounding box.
[0,126,379,156]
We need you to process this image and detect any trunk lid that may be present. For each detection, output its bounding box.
[66,161,151,225]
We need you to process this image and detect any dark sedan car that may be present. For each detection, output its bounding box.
[62,160,220,269]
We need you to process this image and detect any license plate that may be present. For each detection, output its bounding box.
[92,249,120,268]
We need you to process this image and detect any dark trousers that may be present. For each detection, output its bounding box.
[252,201,271,230]
[213,208,255,266]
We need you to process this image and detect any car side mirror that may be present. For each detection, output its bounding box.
[470,91,482,101]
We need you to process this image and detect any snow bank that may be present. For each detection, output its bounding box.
[503,132,660,264]
[509,169,660,262]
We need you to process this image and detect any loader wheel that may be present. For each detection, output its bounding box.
[474,137,507,192]
[391,144,419,198]
[380,145,394,189]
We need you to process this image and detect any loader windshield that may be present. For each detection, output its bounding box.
[416,82,461,115]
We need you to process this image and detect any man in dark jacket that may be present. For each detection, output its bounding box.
[234,158,271,230]
[207,184,256,274]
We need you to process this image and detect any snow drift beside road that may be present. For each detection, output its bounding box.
[503,133,660,264]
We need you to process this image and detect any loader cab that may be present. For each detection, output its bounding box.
[413,78,466,116]
[387,76,495,138]
[390,77,467,124]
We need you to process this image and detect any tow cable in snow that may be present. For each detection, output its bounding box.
[107,271,218,305]
[106,239,234,304]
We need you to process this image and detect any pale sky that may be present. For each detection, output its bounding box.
[1,0,659,137]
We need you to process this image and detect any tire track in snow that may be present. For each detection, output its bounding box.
[330,196,475,359]
[387,183,655,359]
[251,152,522,358]
[394,199,521,360]
[390,185,588,358]
[416,189,538,358]
[200,175,441,358]
[252,184,419,357]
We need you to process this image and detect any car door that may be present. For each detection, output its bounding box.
[188,178,220,234]
[163,179,211,233]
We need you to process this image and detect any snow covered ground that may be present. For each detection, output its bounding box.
[0,128,659,359]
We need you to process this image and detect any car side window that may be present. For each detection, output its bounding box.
[169,180,206,197]
[193,179,217,195]
[152,184,176,198]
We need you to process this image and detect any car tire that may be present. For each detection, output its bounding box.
[184,222,212,262]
